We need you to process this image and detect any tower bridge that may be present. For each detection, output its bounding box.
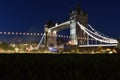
[0,4,118,53]
[43,4,118,51]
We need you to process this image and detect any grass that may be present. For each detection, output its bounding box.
[0,53,120,80]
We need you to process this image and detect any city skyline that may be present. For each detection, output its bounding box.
[0,0,120,38]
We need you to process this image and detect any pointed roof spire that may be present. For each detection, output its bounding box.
[75,4,81,14]
[46,20,55,28]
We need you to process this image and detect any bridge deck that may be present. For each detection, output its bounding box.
[78,44,117,47]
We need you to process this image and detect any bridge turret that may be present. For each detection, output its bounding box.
[75,4,81,14]
[70,4,88,45]
[46,20,55,28]
[44,20,57,47]
[70,11,77,45]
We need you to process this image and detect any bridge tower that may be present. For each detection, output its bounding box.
[44,20,57,47]
[70,4,88,45]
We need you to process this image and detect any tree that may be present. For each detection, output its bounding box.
[19,43,26,51]
[0,42,9,50]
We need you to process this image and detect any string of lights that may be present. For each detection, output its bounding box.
[0,31,70,38]
[0,31,98,41]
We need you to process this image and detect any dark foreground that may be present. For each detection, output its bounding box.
[0,53,120,80]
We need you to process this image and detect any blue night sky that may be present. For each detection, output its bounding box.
[0,0,120,38]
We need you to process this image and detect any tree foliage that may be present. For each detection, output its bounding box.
[0,42,9,50]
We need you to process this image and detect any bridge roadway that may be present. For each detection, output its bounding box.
[78,44,118,47]
[49,21,70,32]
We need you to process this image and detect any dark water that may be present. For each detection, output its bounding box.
[0,53,120,80]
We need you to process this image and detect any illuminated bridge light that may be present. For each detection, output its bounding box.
[16,32,18,35]
[19,33,22,35]
[23,33,25,35]
[37,33,40,35]
[30,33,33,35]
[12,32,14,35]
[26,33,29,35]
[0,32,2,34]
[8,32,10,34]
[34,33,36,35]
[58,35,60,37]
[4,32,7,34]
[41,33,43,35]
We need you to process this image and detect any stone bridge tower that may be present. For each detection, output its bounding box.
[44,20,57,47]
[70,4,88,45]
